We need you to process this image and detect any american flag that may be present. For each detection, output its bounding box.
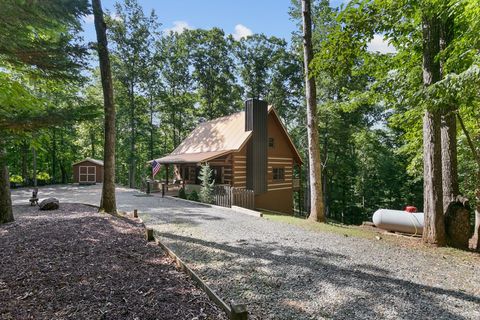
[152,160,161,177]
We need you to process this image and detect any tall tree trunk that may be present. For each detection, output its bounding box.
[21,140,28,184]
[149,97,154,161]
[51,128,57,184]
[129,83,136,188]
[440,15,458,208]
[0,139,14,224]
[422,13,446,246]
[93,0,117,214]
[441,107,458,206]
[457,112,480,250]
[59,128,67,184]
[32,147,37,187]
[90,129,96,158]
[302,0,325,223]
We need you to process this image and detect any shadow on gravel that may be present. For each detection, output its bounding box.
[159,232,480,320]
[141,209,226,227]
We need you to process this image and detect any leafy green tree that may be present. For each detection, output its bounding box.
[93,0,117,214]
[155,32,196,149]
[187,28,242,119]
[0,0,90,223]
[199,163,215,204]
[108,0,159,188]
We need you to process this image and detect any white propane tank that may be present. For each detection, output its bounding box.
[372,209,424,235]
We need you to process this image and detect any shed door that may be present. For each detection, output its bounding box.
[79,166,96,183]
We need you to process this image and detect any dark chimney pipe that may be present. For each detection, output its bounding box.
[245,99,268,194]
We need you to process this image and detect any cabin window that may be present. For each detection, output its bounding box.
[268,138,275,148]
[182,167,190,181]
[272,167,285,181]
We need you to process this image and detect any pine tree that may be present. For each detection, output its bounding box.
[199,163,214,204]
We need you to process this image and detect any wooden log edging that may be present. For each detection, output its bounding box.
[130,211,247,319]
[155,237,248,320]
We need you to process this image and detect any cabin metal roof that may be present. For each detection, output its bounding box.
[72,158,104,166]
[152,106,303,165]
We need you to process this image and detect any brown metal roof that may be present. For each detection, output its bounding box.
[72,158,104,166]
[171,111,252,155]
[154,151,231,164]
[153,106,303,165]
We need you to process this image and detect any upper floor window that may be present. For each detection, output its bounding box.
[268,137,274,148]
[272,167,285,181]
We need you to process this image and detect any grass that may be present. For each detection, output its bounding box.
[262,212,374,239]
[262,212,480,263]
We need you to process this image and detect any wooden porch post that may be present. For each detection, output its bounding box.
[165,164,169,191]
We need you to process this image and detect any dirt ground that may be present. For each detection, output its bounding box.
[0,203,227,320]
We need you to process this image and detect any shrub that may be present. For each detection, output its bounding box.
[188,190,199,202]
[9,174,23,184]
[198,163,214,204]
[179,187,187,199]
[36,172,51,185]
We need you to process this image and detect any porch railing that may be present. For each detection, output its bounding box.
[212,185,255,210]
[232,187,255,210]
[213,185,232,208]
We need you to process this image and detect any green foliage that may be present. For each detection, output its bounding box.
[0,0,89,79]
[186,28,243,119]
[9,175,22,184]
[179,187,187,199]
[188,190,199,202]
[198,164,215,204]
[36,172,50,182]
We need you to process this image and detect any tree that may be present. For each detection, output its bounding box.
[155,32,196,149]
[0,0,89,223]
[108,0,158,188]
[421,6,446,246]
[301,0,325,222]
[187,28,242,120]
[198,163,214,204]
[93,0,117,214]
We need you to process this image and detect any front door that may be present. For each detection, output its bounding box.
[79,166,96,184]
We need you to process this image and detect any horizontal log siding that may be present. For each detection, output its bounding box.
[267,157,293,191]
[233,151,247,188]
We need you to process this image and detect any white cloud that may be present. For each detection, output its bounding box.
[165,20,194,34]
[232,24,253,40]
[110,13,122,22]
[84,14,95,24]
[367,34,396,54]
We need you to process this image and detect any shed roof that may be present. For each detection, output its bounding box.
[72,158,104,166]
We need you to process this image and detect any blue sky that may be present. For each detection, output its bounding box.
[82,0,342,42]
[81,0,393,52]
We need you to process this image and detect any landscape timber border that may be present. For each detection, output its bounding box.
[133,210,248,320]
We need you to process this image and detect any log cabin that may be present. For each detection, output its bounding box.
[152,99,302,214]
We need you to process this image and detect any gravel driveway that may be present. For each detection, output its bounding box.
[11,185,480,319]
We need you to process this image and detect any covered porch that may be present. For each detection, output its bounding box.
[149,151,234,196]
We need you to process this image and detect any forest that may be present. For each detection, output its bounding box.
[1,0,479,229]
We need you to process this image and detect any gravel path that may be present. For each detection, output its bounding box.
[11,185,480,319]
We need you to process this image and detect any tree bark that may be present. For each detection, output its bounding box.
[32,147,37,187]
[302,0,325,223]
[21,140,28,184]
[0,139,14,224]
[422,13,446,246]
[457,111,480,250]
[93,0,117,214]
[129,82,136,188]
[440,14,459,209]
[51,128,57,184]
[441,108,458,208]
